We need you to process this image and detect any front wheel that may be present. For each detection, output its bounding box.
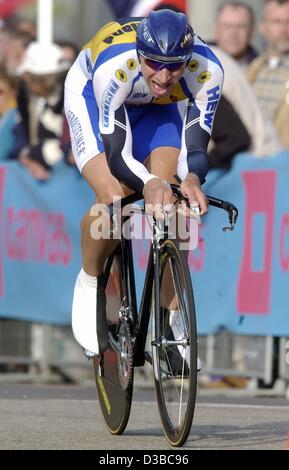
[152,239,198,447]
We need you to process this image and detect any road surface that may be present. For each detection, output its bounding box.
[0,383,288,450]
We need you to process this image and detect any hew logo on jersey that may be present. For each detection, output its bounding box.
[204,86,220,129]
[101,80,120,128]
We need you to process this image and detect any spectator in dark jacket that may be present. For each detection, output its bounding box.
[14,41,70,180]
[208,95,251,169]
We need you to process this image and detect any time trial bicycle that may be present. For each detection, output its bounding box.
[92,183,238,447]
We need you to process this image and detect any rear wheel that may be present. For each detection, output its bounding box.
[93,246,133,435]
[152,239,197,447]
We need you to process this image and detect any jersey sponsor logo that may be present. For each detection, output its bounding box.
[132,92,148,99]
[103,22,139,45]
[127,58,137,70]
[101,79,120,128]
[198,71,212,83]
[66,111,85,157]
[204,85,221,129]
[188,60,199,72]
[115,69,128,82]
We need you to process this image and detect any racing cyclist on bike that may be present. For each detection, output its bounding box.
[64,9,224,355]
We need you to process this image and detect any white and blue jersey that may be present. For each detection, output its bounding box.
[64,18,224,193]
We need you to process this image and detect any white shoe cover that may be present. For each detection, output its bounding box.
[72,269,99,354]
[169,309,202,372]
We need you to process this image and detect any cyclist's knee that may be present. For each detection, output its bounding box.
[96,191,118,206]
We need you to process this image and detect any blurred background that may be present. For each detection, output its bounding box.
[1,0,266,47]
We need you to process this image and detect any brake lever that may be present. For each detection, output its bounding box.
[222,207,238,232]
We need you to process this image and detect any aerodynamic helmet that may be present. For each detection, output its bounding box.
[136,9,194,63]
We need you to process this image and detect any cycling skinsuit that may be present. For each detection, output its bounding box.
[64,18,224,194]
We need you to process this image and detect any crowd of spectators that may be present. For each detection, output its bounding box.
[0,15,79,180]
[0,0,288,181]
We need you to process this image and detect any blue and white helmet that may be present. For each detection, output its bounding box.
[136,9,194,63]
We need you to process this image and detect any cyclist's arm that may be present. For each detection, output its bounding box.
[93,66,157,194]
[177,64,224,184]
[101,103,157,194]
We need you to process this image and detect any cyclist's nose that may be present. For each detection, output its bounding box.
[156,67,171,83]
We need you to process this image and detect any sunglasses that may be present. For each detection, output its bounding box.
[143,57,187,73]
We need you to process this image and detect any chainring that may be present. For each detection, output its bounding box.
[117,320,134,390]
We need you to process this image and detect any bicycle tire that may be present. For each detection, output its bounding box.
[152,238,197,447]
[93,246,134,435]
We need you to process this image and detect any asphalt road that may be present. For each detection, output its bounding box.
[0,383,289,450]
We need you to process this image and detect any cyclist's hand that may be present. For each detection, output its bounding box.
[143,178,173,219]
[180,174,208,220]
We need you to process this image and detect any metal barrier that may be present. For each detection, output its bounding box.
[0,320,91,383]
[279,337,289,399]
[0,320,288,395]
[198,333,274,384]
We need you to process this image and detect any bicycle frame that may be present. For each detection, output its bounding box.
[109,193,238,368]
[106,188,238,366]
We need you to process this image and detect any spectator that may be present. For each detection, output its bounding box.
[0,27,11,65]
[5,16,36,40]
[0,65,22,161]
[212,45,281,158]
[247,0,289,148]
[14,41,70,180]
[1,28,32,75]
[208,94,251,169]
[56,40,80,66]
[214,1,258,68]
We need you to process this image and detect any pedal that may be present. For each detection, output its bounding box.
[83,349,95,361]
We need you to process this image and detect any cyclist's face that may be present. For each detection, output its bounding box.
[140,56,187,98]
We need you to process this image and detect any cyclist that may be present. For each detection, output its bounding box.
[64,9,224,355]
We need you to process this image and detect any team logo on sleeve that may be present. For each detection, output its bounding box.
[188,60,199,72]
[102,80,120,128]
[198,71,212,83]
[116,69,128,82]
[127,59,136,70]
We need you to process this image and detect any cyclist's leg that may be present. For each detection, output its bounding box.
[65,68,134,354]
[145,147,189,309]
[72,152,133,354]
[81,152,133,277]
[144,148,195,368]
